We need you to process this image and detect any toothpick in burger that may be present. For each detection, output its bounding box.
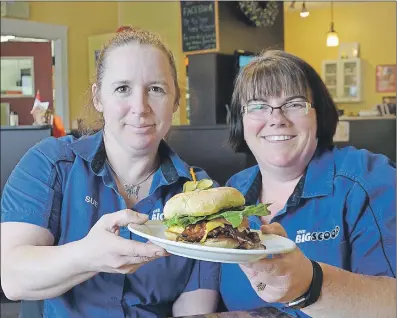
[163,169,270,249]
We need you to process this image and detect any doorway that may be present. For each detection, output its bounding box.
[1,37,54,125]
[1,18,69,130]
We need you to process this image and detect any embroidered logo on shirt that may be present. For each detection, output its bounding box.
[85,196,99,208]
[151,208,164,220]
[295,226,340,243]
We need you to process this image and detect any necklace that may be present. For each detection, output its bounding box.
[106,159,159,199]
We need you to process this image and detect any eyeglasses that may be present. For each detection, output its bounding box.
[241,100,313,120]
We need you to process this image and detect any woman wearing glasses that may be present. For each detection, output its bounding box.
[220,50,396,317]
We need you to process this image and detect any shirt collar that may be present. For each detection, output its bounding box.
[68,130,193,185]
[244,148,335,206]
[301,148,335,198]
[243,167,261,205]
[68,130,106,174]
[157,141,192,186]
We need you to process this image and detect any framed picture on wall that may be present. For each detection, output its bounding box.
[376,65,396,93]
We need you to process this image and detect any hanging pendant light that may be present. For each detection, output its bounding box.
[326,2,339,47]
[300,1,309,18]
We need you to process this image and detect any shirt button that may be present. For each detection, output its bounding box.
[110,297,118,301]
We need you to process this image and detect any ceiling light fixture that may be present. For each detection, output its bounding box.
[300,1,309,18]
[326,2,339,47]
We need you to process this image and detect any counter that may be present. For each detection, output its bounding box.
[339,115,396,120]
[0,124,52,131]
[334,116,395,161]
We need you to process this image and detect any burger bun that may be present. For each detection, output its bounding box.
[164,187,245,219]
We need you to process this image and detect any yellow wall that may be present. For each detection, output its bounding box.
[118,1,187,125]
[28,2,118,126]
[87,33,116,83]
[285,2,396,115]
[27,2,395,124]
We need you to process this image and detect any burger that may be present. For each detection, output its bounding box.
[163,186,270,249]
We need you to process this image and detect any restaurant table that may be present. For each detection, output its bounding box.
[176,306,295,318]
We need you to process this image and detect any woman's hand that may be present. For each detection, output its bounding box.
[81,209,168,274]
[240,222,313,303]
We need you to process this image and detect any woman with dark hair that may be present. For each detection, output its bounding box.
[220,50,396,317]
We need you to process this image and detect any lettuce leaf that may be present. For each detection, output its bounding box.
[163,215,207,228]
[163,203,270,229]
[207,203,270,227]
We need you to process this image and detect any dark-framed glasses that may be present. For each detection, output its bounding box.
[241,101,313,120]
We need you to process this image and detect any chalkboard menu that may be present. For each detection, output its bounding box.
[180,1,219,54]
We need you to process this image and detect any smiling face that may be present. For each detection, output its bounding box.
[230,50,340,174]
[233,52,320,171]
[92,42,177,154]
[242,94,318,169]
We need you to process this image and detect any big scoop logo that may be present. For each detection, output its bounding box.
[295,226,340,243]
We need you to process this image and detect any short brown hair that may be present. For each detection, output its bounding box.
[229,50,339,152]
[78,26,181,135]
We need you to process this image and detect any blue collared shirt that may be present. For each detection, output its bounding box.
[220,146,396,317]
[1,131,220,318]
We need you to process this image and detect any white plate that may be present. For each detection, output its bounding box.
[127,220,296,264]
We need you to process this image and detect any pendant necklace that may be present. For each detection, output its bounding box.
[106,159,159,199]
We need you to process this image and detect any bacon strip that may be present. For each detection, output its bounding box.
[178,221,265,250]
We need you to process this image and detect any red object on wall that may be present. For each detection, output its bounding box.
[1,41,53,125]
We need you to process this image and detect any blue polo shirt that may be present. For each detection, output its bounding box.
[1,130,220,318]
[220,146,396,317]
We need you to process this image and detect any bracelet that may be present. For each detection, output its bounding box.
[285,259,323,309]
